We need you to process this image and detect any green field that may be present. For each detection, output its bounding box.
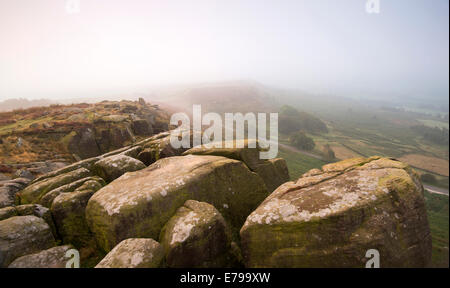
[278,147,328,180]
[424,190,449,267]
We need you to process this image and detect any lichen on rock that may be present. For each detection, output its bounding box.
[240,157,432,268]
[95,238,164,268]
[0,215,55,267]
[93,155,146,182]
[160,200,232,267]
[8,245,74,268]
[86,155,268,252]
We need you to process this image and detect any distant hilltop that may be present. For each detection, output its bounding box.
[0,98,59,112]
[0,99,170,178]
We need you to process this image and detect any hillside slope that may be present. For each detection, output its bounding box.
[0,99,170,178]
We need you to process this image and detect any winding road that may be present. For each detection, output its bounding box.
[424,185,449,196]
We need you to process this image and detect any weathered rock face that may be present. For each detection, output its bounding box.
[51,190,97,248]
[132,119,153,136]
[96,126,134,153]
[68,127,101,159]
[39,176,105,208]
[0,215,55,267]
[8,245,74,268]
[183,141,290,192]
[15,204,57,238]
[253,158,290,192]
[93,155,146,182]
[86,155,268,251]
[160,200,232,268]
[0,204,56,236]
[0,178,31,208]
[18,168,92,204]
[95,238,164,268]
[240,157,432,268]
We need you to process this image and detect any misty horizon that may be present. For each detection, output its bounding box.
[0,0,449,105]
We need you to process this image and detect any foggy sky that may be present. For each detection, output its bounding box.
[0,0,448,103]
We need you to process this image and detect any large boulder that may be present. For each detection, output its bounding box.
[15,204,57,238]
[8,245,74,268]
[93,155,146,182]
[240,157,432,268]
[160,200,232,267]
[18,168,92,204]
[86,155,268,251]
[0,215,55,267]
[183,140,289,192]
[95,238,164,268]
[51,189,97,248]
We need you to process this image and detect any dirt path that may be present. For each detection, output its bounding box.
[424,185,449,196]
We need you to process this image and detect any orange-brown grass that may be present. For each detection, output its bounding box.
[399,154,449,177]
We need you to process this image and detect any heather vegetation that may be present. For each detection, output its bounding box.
[0,99,170,178]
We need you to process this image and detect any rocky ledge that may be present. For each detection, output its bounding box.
[240,157,432,268]
[0,133,431,268]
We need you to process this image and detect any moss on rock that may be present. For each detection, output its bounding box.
[0,215,55,267]
[93,155,146,182]
[86,155,268,252]
[18,168,92,204]
[95,238,164,268]
[160,200,232,268]
[240,157,432,268]
[51,189,97,248]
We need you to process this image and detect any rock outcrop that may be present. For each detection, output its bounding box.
[8,245,74,268]
[39,176,105,208]
[240,157,432,268]
[1,126,434,269]
[93,155,146,182]
[0,178,30,208]
[160,200,232,267]
[0,100,170,175]
[0,215,55,267]
[18,168,92,204]
[51,189,98,247]
[183,140,290,192]
[95,238,164,268]
[86,155,268,251]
